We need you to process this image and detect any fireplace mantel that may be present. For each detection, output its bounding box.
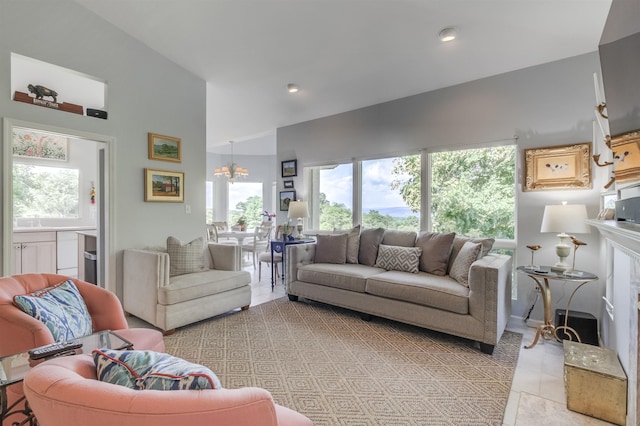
[587,219,640,255]
[587,218,640,426]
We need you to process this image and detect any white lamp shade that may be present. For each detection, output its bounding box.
[287,201,309,219]
[540,204,590,234]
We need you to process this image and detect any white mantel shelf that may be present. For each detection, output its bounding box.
[587,219,640,255]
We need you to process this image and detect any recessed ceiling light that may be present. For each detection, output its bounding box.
[438,27,457,42]
[287,83,299,93]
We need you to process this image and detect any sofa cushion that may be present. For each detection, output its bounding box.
[159,269,251,305]
[382,230,417,247]
[448,236,495,274]
[374,245,422,273]
[314,234,348,264]
[449,242,482,287]
[358,228,385,266]
[93,349,221,390]
[365,271,469,314]
[297,263,385,293]
[13,280,93,342]
[167,236,206,276]
[415,231,456,276]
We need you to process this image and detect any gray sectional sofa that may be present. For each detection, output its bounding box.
[286,227,512,354]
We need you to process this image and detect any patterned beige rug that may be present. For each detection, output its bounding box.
[164,297,522,425]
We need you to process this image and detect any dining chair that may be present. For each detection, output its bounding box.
[205,224,218,242]
[241,226,272,269]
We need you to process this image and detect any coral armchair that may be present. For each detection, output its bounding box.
[0,273,165,424]
[24,355,313,426]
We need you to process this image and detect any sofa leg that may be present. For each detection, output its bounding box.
[288,294,299,301]
[241,305,250,311]
[163,329,176,336]
[479,342,495,355]
[360,313,372,321]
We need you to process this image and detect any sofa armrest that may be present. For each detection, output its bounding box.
[468,253,512,345]
[207,243,242,271]
[123,249,170,323]
[286,243,316,286]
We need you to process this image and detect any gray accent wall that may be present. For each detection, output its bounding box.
[278,52,609,320]
[1,1,206,298]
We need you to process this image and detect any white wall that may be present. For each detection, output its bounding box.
[0,1,207,297]
[277,52,608,322]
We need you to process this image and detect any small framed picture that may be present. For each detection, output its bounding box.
[148,133,181,163]
[281,159,297,177]
[279,190,296,211]
[283,180,294,189]
[144,168,184,202]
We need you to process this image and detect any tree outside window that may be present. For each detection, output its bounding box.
[13,164,79,219]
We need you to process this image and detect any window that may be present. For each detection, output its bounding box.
[430,146,515,239]
[362,156,420,231]
[228,182,263,228]
[308,163,353,230]
[13,164,80,219]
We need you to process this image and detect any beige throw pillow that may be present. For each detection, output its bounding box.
[314,234,348,264]
[414,231,456,276]
[334,225,361,264]
[375,244,422,273]
[167,236,206,276]
[358,228,385,266]
[449,241,482,286]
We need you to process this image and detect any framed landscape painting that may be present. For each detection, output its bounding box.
[144,168,184,202]
[148,133,181,162]
[281,159,297,177]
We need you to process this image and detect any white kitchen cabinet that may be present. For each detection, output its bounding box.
[13,232,57,274]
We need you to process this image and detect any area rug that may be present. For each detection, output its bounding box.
[163,297,522,425]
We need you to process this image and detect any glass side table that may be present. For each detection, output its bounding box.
[516,266,598,349]
[0,330,133,426]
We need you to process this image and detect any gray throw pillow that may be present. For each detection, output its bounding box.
[449,241,482,286]
[314,234,348,264]
[375,244,422,273]
[381,230,417,247]
[448,236,495,274]
[358,228,385,266]
[414,231,456,276]
[334,225,361,264]
[167,236,206,276]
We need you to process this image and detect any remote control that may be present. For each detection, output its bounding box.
[28,340,82,360]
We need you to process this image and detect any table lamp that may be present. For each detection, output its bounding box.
[287,201,309,238]
[540,202,590,271]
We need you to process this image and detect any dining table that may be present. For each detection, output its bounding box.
[216,230,255,246]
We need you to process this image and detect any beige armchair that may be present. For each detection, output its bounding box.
[123,243,251,334]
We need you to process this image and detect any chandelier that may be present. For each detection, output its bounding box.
[214,141,248,183]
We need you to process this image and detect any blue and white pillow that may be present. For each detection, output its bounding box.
[13,280,93,341]
[93,349,222,391]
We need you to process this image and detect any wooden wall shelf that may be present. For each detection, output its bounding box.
[13,91,83,115]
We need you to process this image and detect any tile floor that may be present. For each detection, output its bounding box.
[131,259,617,425]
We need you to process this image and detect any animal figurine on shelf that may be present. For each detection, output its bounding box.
[27,84,58,103]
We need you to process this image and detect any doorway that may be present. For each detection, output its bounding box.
[2,118,115,292]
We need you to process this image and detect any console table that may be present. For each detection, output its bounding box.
[0,331,132,425]
[270,238,314,290]
[517,266,598,349]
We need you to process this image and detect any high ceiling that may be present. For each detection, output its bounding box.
[75,0,612,155]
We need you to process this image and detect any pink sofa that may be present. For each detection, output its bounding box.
[0,273,165,424]
[23,355,313,425]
